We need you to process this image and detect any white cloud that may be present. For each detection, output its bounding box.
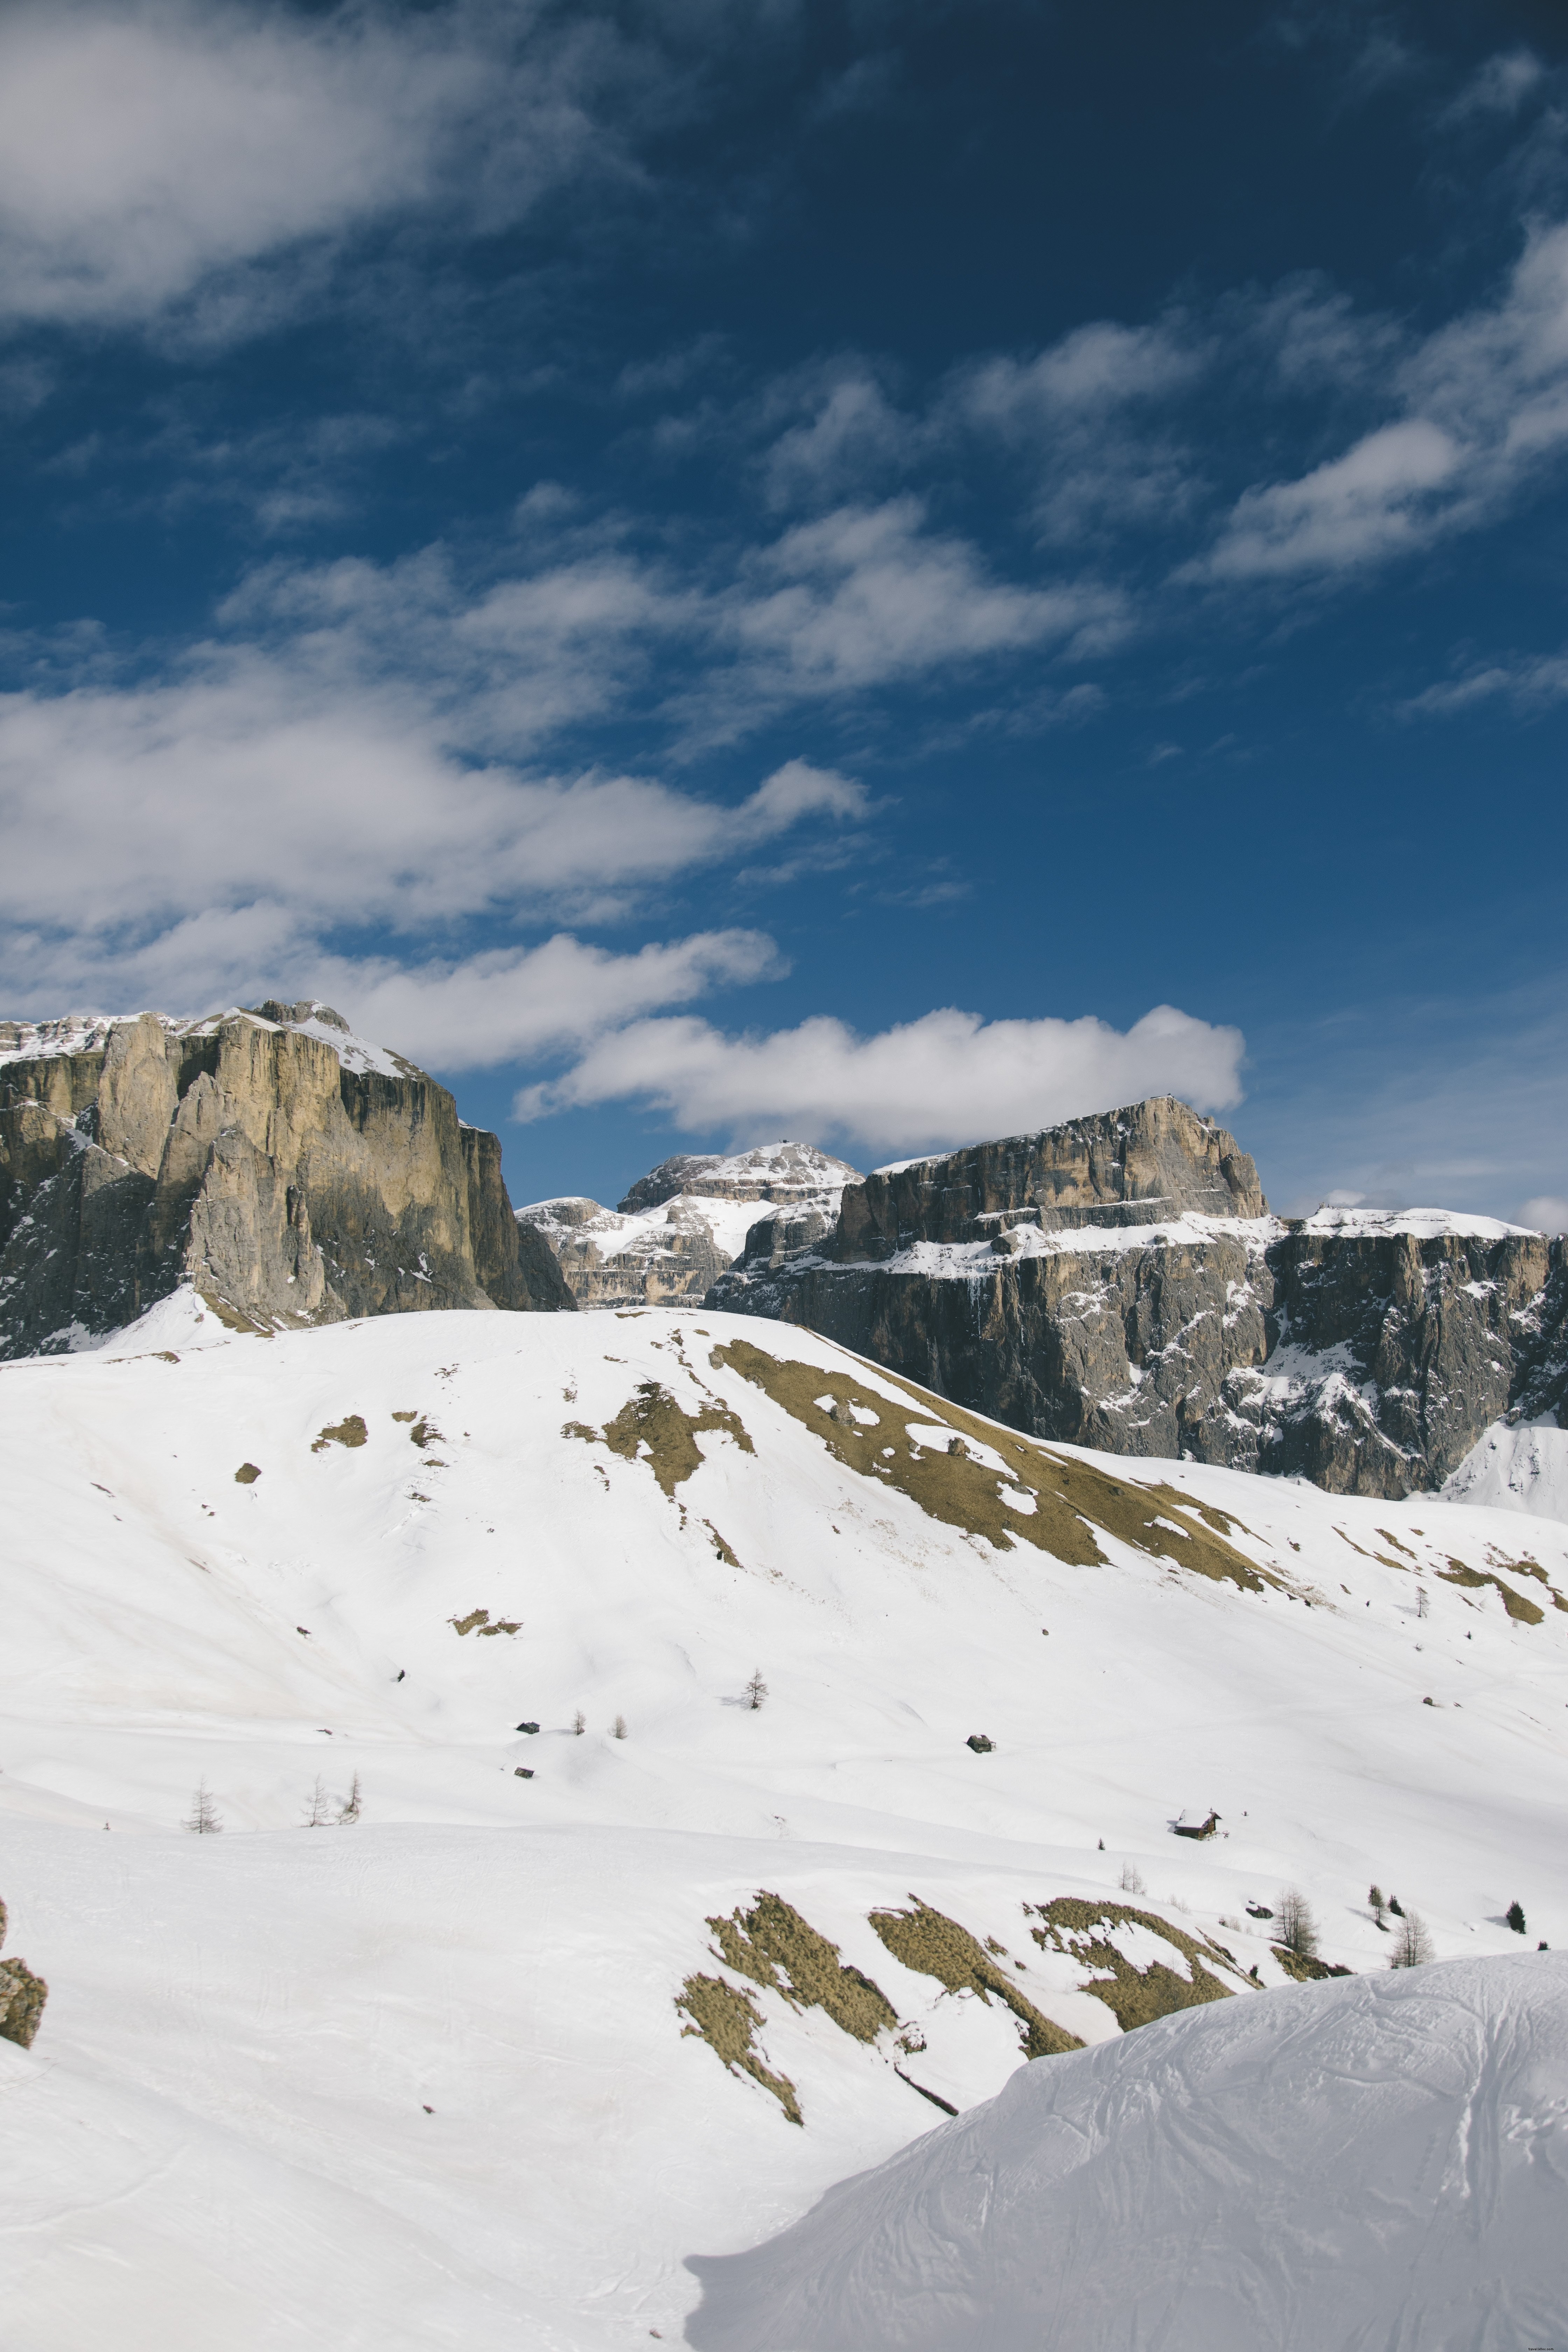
[0,656,863,948]
[1192,418,1462,580]
[1521,1195,1568,1234]
[0,0,636,340]
[315,930,784,1072]
[1193,221,1568,581]
[516,1001,1246,1157]
[719,498,1126,702]
[957,321,1206,543]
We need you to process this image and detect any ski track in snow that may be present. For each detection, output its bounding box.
[1,1295,1565,2348]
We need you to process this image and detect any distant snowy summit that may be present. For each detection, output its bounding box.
[517,1141,861,1311]
[0,999,571,1359]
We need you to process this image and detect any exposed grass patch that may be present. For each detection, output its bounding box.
[1029,1897,1240,2030]
[391,1410,418,1422]
[1440,1560,1546,1625]
[1272,1945,1352,1982]
[869,1897,1083,2058]
[676,1973,801,2125]
[570,1381,755,1500]
[703,1520,741,1566]
[233,1462,261,1484]
[312,1415,368,1453]
[708,1893,897,2043]
[408,1419,442,1449]
[449,1607,519,1637]
[713,1339,1273,1588]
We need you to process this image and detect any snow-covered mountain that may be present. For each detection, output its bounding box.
[518,1141,860,1310]
[712,1099,1568,1500]
[2,1295,1565,2347]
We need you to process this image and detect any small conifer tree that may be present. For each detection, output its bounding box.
[573,1709,586,1736]
[612,1714,628,1740]
[745,1669,769,1710]
[1369,1884,1388,1928]
[301,1774,332,1827]
[338,1772,363,1824]
[1506,1900,1527,1935]
[184,1778,222,1834]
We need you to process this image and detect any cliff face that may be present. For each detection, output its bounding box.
[708,1101,1564,1499]
[0,1001,572,1356]
[839,1097,1266,1255]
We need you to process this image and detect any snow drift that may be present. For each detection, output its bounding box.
[688,1952,1568,2352]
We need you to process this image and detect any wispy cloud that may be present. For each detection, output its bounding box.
[1189,220,1568,581]
[517,1001,1246,1157]
[1403,645,1568,716]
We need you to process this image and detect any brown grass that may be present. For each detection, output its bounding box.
[233,1463,261,1484]
[708,1893,897,2043]
[869,1897,1083,2058]
[1030,1897,1240,2030]
[1271,1945,1352,1982]
[312,1414,368,1453]
[1440,1560,1546,1625]
[711,1338,1273,1588]
[676,1973,802,2125]
[570,1381,755,1499]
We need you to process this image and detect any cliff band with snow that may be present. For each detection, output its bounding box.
[709,1096,1568,1500]
[0,1001,572,1357]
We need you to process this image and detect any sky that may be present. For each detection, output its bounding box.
[2,0,1566,1226]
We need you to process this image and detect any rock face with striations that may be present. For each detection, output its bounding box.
[518,1141,860,1310]
[708,1097,1567,1499]
[0,1001,573,1357]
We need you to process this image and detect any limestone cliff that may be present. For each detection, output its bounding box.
[708,1101,1566,1500]
[0,1001,572,1356]
[518,1141,860,1310]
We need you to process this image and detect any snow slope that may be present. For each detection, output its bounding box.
[687,1951,1568,2352]
[1,1298,1566,2347]
[1445,1418,1568,1524]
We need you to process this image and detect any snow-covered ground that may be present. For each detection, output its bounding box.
[1445,1417,1568,1524]
[1,1296,1566,2347]
[688,1951,1568,2352]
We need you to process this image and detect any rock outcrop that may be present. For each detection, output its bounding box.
[518,1142,860,1310]
[0,1001,572,1356]
[0,1897,47,2050]
[708,1099,1566,1499]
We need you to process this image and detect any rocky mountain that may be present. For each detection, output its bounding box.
[708,1096,1568,1499]
[517,1140,860,1310]
[0,1001,572,1357]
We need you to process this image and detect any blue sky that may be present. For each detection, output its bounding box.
[2,0,1566,1224]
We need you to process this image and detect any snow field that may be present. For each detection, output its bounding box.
[1,1299,1566,2346]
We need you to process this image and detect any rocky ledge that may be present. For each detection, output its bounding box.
[707,1098,1567,1499]
[0,1001,572,1357]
